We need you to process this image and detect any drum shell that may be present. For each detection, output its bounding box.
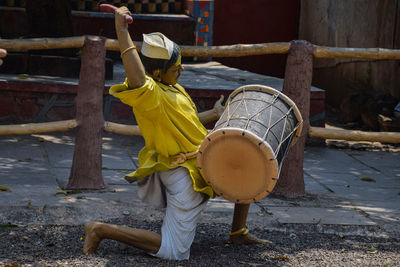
[197,85,303,203]
[215,88,301,168]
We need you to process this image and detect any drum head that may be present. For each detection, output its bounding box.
[197,128,279,204]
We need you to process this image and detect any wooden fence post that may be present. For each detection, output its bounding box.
[67,36,106,189]
[273,40,316,198]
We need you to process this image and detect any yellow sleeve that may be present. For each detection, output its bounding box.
[108,78,132,93]
[109,76,161,112]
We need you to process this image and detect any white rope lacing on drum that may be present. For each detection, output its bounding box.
[259,93,279,141]
[272,104,303,148]
[258,93,283,149]
[243,89,252,132]
[245,91,279,133]
[217,88,302,165]
[268,103,302,170]
[275,114,303,171]
[223,89,292,150]
[274,106,293,166]
[258,93,298,161]
[220,88,249,129]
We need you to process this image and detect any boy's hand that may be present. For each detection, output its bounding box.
[100,4,133,24]
[213,95,225,117]
[115,6,132,31]
[0,48,7,66]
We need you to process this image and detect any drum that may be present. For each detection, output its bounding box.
[197,85,303,203]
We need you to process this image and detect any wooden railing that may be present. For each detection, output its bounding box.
[1,36,399,196]
[2,36,400,59]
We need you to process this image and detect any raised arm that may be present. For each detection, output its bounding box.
[114,7,146,88]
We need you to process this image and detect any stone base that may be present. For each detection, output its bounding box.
[0,62,325,128]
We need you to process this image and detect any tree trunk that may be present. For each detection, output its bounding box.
[273,40,315,198]
[67,36,106,190]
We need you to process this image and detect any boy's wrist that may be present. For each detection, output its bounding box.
[214,107,219,117]
[117,27,129,33]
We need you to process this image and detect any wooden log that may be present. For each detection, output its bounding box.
[309,126,400,144]
[104,38,121,51]
[104,40,291,57]
[104,121,141,136]
[0,38,291,57]
[273,40,316,198]
[180,42,290,57]
[105,39,141,52]
[314,46,400,60]
[2,37,400,60]
[67,36,106,190]
[0,120,77,136]
[0,36,84,51]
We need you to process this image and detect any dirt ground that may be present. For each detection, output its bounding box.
[1,218,400,267]
[1,106,399,266]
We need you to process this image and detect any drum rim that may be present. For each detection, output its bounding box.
[197,127,279,203]
[228,84,303,147]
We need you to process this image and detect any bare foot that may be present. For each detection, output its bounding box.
[83,222,103,254]
[228,232,272,245]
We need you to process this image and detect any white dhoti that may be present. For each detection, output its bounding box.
[137,167,208,260]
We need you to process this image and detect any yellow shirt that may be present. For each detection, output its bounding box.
[109,76,215,198]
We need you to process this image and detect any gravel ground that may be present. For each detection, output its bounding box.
[1,218,399,267]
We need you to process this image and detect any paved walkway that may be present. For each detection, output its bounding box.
[0,61,325,93]
[0,132,399,238]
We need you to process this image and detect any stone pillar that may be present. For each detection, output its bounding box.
[273,40,315,198]
[67,36,106,189]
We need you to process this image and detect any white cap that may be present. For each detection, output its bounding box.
[141,32,175,60]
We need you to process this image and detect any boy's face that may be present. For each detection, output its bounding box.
[160,54,184,85]
[160,63,184,85]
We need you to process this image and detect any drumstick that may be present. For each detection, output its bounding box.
[99,4,133,24]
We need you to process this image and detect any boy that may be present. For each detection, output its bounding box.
[83,6,268,260]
